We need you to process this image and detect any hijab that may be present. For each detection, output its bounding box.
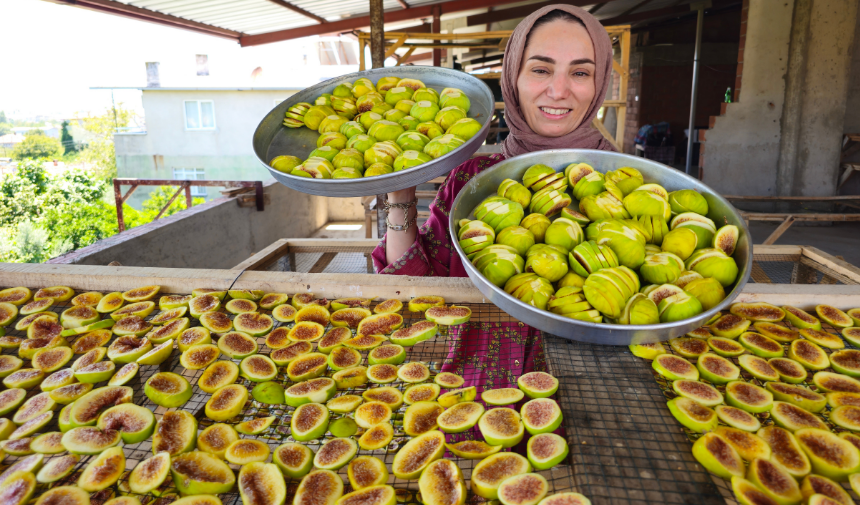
[500,4,616,157]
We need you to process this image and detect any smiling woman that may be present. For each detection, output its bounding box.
[376,4,615,276]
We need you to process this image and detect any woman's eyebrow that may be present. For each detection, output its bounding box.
[526,55,596,66]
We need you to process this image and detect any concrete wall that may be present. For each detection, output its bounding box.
[701,0,795,195]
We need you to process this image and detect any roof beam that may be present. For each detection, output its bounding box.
[240,0,530,47]
[263,0,327,24]
[396,0,411,8]
[598,0,735,27]
[44,0,242,40]
[466,0,623,26]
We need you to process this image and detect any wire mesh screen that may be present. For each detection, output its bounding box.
[749,253,859,285]
[0,290,578,505]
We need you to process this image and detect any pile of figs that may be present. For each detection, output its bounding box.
[633,300,860,504]
[460,162,741,325]
[270,76,482,179]
[0,285,590,505]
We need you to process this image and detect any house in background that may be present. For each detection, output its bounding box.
[107,87,300,208]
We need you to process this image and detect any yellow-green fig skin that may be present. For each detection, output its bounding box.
[446,118,482,140]
[364,163,394,177]
[393,151,432,171]
[396,131,431,152]
[572,171,605,200]
[417,121,445,139]
[623,190,671,220]
[424,134,465,159]
[368,120,405,142]
[685,277,726,310]
[270,155,302,173]
[399,115,420,131]
[496,226,536,257]
[520,213,551,242]
[319,114,349,134]
[357,92,385,113]
[544,218,584,253]
[304,105,335,130]
[498,179,532,208]
[669,189,709,216]
[606,167,644,196]
[410,100,441,122]
[384,86,414,105]
[308,145,339,161]
[358,111,383,130]
[661,227,698,260]
[332,168,363,179]
[473,196,525,233]
[504,273,555,311]
[686,249,739,287]
[364,141,402,166]
[317,132,348,149]
[640,252,685,284]
[347,134,377,153]
[472,245,525,287]
[435,106,467,130]
[412,87,439,104]
[525,244,568,283]
[439,89,471,112]
[394,100,415,114]
[340,121,366,138]
[332,148,365,172]
[376,76,400,95]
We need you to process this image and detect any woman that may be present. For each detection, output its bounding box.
[370,5,616,388]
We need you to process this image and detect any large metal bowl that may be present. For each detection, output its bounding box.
[253,66,494,197]
[449,149,753,345]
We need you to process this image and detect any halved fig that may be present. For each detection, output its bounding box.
[172,450,236,495]
[98,403,155,444]
[403,401,444,436]
[9,411,53,440]
[366,364,398,384]
[0,471,35,505]
[844,328,860,347]
[362,386,404,409]
[768,357,807,383]
[652,354,698,380]
[355,401,392,429]
[0,287,31,306]
[240,355,277,383]
[35,286,74,302]
[198,422,238,459]
[108,334,152,361]
[409,296,446,313]
[345,334,388,351]
[60,306,99,329]
[236,416,276,435]
[291,402,330,441]
[1,437,34,456]
[537,493,591,505]
[392,430,446,480]
[438,401,484,433]
[692,432,744,479]
[225,298,258,314]
[296,305,331,327]
[829,391,860,408]
[800,474,852,505]
[336,485,396,505]
[129,451,171,494]
[95,292,124,313]
[479,408,524,448]
[289,322,326,342]
[358,422,394,450]
[348,456,388,490]
[527,433,569,470]
[730,302,785,322]
[295,470,344,505]
[368,344,406,365]
[687,327,712,339]
[667,397,718,432]
[26,315,63,340]
[816,305,853,328]
[72,346,107,371]
[439,386,477,407]
[0,388,26,417]
[831,350,860,377]
[770,401,828,431]
[137,340,174,365]
[272,304,297,323]
[726,381,773,413]
[192,288,227,300]
[333,366,369,389]
[226,439,270,464]
[233,312,273,337]
[497,473,548,505]
[200,311,233,333]
[327,394,363,413]
[788,339,830,370]
[738,354,779,381]
[329,298,370,311]
[146,316,189,343]
[71,329,112,353]
[746,457,802,504]
[62,426,120,455]
[754,322,799,343]
[738,332,784,358]
[405,384,441,405]
[434,372,464,389]
[518,372,559,398]
[108,362,139,386]
[328,346,362,371]
[74,360,116,384]
[272,341,314,366]
[20,299,53,317]
[58,402,74,433]
[672,380,723,407]
[390,321,438,346]
[110,302,156,321]
[331,308,370,330]
[795,428,860,482]
[190,295,221,318]
[275,442,314,479]
[374,299,403,314]
[264,327,292,350]
[712,426,770,461]
[153,410,197,456]
[668,337,708,358]
[215,332,256,360]
[284,352,326,382]
[205,384,248,421]
[399,362,430,383]
[0,336,23,349]
[831,405,860,431]
[314,438,357,470]
[0,355,22,378]
[145,372,192,407]
[159,294,191,310]
[783,306,822,330]
[251,381,284,407]
[814,371,860,393]
[316,328,351,354]
[800,328,844,349]
[697,353,740,384]
[15,312,56,332]
[522,398,563,435]
[36,454,79,483]
[766,382,826,412]
[258,292,289,310]
[357,313,404,336]
[426,306,472,325]
[123,285,160,302]
[471,453,532,499]
[482,388,525,406]
[3,368,45,389]
[710,314,751,338]
[68,385,133,426]
[286,377,337,407]
[446,440,503,460]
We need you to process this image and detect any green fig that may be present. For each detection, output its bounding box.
[446,118,481,140]
[623,190,671,220]
[669,189,709,216]
[504,273,555,311]
[270,155,302,174]
[496,226,536,256]
[544,218,584,253]
[661,227,698,260]
[498,179,531,208]
[640,252,685,284]
[396,131,430,152]
[424,134,465,159]
[393,150,432,171]
[684,277,726,310]
[520,214,551,242]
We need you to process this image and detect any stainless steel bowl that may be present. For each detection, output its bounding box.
[449,149,752,345]
[253,66,494,197]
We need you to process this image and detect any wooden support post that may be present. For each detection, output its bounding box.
[359,38,366,71]
[384,34,408,59]
[184,184,192,209]
[763,215,796,245]
[432,4,441,66]
[369,0,384,69]
[395,47,416,66]
[592,118,622,151]
[113,179,126,233]
[154,183,188,221]
[615,28,630,152]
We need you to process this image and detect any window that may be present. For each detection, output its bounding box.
[173,168,207,197]
[184,100,215,130]
[318,40,358,65]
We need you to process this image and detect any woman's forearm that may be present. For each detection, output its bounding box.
[385,187,418,265]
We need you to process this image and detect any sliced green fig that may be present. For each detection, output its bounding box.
[272,341,314,365]
[813,372,860,393]
[295,305,331,327]
[746,457,802,505]
[95,292,124,313]
[479,407,525,447]
[726,381,773,413]
[58,403,74,433]
[227,289,263,301]
[345,334,388,351]
[274,442,314,479]
[1,437,34,456]
[331,297,371,311]
[0,388,26,417]
[31,431,64,454]
[314,438,358,470]
[737,354,779,381]
[317,327,353,353]
[272,304,298,323]
[445,440,503,460]
[233,312,274,337]
[361,387,403,410]
[795,428,860,482]
[0,287,31,306]
[196,361,238,394]
[199,311,233,333]
[768,358,807,383]
[537,493,592,505]
[287,353,328,382]
[757,426,811,478]
[816,305,853,328]
[425,306,471,325]
[521,398,563,435]
[9,411,53,440]
[799,329,844,350]
[264,327,292,350]
[830,405,860,431]
[766,382,826,412]
[403,401,444,436]
[13,391,55,424]
[697,353,740,384]
[710,314,751,338]
[328,346,363,371]
[348,456,389,490]
[692,432,744,479]
[527,433,569,470]
[60,306,99,329]
[652,354,698,380]
[334,366,368,389]
[434,372,464,389]
[800,474,854,505]
[357,313,404,336]
[828,392,860,408]
[713,426,771,461]
[236,416,276,435]
[471,452,532,499]
[830,350,860,377]
[355,401,392,429]
[240,355,277,382]
[145,372,192,407]
[216,331,257,359]
[189,295,221,318]
[844,328,860,347]
[705,337,744,357]
[716,405,761,432]
[129,451,171,494]
[753,322,799,343]
[788,339,830,370]
[399,362,431,383]
[330,308,371,331]
[69,385,133,427]
[667,397,718,432]
[358,422,394,450]
[497,473,549,505]
[294,470,344,505]
[367,364,398,384]
[292,402,330,441]
[122,285,160,302]
[107,335,152,362]
[36,454,79,483]
[205,384,248,421]
[225,298,258,314]
[198,423,238,459]
[392,430,446,480]
[437,401,484,434]
[95,403,155,444]
[390,321,437,346]
[438,386,477,407]
[738,332,784,358]
[176,327,211,352]
[668,337,708,358]
[0,336,24,349]
[146,316,189,343]
[39,368,75,392]
[226,439,270,465]
[238,463,288,505]
[373,299,403,314]
[368,344,407,365]
[672,380,722,406]
[336,485,396,505]
[0,303,17,328]
[781,305,822,330]
[3,368,45,389]
[112,316,153,337]
[482,388,525,406]
[286,377,337,407]
[770,402,828,431]
[78,446,125,491]
[180,344,220,370]
[731,302,785,322]
[327,395,363,413]
[153,410,197,456]
[172,450,236,495]
[402,384,440,405]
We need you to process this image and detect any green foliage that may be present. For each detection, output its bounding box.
[0,111,6,123]
[60,120,77,155]
[77,104,134,181]
[12,132,62,161]
[139,186,205,221]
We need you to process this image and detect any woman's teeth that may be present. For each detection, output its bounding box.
[540,107,571,115]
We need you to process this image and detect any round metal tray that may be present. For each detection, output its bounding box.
[253,66,495,197]
[449,149,753,345]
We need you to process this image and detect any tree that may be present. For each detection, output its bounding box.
[0,111,6,123]
[139,186,205,221]
[60,120,76,155]
[11,131,62,161]
[78,104,134,181]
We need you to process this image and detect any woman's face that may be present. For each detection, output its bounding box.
[516,19,597,138]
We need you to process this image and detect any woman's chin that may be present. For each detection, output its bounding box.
[532,124,576,138]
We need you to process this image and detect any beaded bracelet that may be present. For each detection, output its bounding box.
[384,198,418,232]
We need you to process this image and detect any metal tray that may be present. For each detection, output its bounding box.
[449,149,753,346]
[253,66,494,197]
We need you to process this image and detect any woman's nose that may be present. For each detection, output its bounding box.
[545,73,571,101]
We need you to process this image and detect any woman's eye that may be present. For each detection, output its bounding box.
[573,71,589,77]
[532,68,549,75]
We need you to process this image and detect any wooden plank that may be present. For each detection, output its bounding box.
[753,245,803,255]
[395,47,416,66]
[308,252,337,274]
[750,262,773,283]
[801,246,860,283]
[591,118,622,151]
[384,34,408,59]
[762,215,795,245]
[726,195,860,201]
[232,239,290,271]
[743,213,860,222]
[735,284,860,310]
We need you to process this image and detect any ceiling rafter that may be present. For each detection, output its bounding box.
[263,0,327,24]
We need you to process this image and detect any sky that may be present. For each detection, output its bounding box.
[0,0,360,121]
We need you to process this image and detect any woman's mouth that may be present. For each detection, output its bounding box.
[539,106,572,119]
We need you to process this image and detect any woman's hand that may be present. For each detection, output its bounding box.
[385,186,418,265]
